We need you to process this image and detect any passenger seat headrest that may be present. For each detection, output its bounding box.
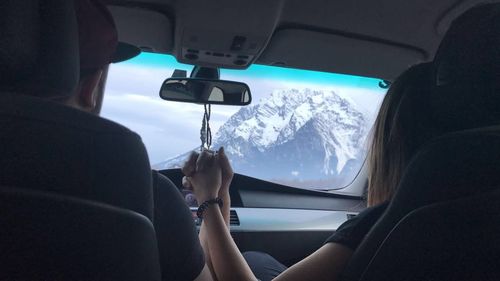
[0,0,79,98]
[432,3,500,133]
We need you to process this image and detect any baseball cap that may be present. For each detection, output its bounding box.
[75,0,140,70]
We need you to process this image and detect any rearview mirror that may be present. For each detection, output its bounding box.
[160,78,252,106]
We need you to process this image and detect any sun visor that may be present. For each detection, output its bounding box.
[109,6,173,52]
[257,28,427,80]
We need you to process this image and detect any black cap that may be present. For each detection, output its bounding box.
[76,0,140,70]
[113,42,141,63]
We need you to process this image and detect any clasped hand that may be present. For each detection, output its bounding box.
[182,147,233,204]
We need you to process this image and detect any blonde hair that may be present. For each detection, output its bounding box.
[367,63,432,206]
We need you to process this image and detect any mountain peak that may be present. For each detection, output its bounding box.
[213,88,368,175]
[155,88,370,189]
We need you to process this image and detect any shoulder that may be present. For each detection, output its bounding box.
[325,202,389,250]
[152,170,206,280]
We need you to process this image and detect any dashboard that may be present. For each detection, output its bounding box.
[191,206,356,232]
[177,173,362,233]
[163,169,364,265]
[189,205,357,265]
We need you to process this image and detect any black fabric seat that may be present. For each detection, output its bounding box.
[356,189,500,281]
[341,128,500,280]
[0,92,154,220]
[1,1,205,280]
[0,0,158,278]
[342,4,500,280]
[0,0,154,220]
[0,186,161,281]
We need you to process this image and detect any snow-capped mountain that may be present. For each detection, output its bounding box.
[154,89,370,189]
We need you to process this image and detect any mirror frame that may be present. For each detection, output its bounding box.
[159,78,252,106]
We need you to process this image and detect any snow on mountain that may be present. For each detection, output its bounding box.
[154,151,193,170]
[153,88,371,189]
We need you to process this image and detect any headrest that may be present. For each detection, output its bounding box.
[432,3,500,133]
[0,0,79,98]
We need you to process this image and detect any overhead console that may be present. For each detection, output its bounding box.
[174,0,285,69]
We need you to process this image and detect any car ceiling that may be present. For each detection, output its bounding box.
[105,0,496,80]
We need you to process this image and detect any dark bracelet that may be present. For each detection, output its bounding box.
[197,197,223,219]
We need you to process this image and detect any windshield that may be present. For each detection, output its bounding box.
[102,52,387,190]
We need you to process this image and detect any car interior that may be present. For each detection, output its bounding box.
[1,0,499,280]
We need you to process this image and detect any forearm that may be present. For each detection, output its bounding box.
[202,192,229,280]
[199,224,218,280]
[203,205,257,281]
[197,190,230,280]
[219,192,231,227]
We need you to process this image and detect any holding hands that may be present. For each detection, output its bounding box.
[182,147,233,204]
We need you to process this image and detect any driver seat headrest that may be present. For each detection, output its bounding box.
[431,3,500,133]
[0,0,79,98]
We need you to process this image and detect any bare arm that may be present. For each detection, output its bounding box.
[217,147,233,228]
[182,149,232,227]
[203,205,258,281]
[199,193,230,281]
[202,203,353,281]
[189,151,354,281]
[199,224,218,280]
[272,243,353,281]
[183,149,233,281]
[194,192,229,281]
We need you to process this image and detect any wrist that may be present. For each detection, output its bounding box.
[198,196,217,205]
[197,197,223,219]
[197,191,219,204]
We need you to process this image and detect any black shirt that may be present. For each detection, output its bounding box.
[325,202,389,251]
[152,171,205,281]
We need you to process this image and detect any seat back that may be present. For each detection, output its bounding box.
[0,0,154,220]
[0,0,79,97]
[357,190,500,281]
[341,128,500,281]
[1,1,164,279]
[342,4,500,280]
[0,186,161,281]
[0,93,154,220]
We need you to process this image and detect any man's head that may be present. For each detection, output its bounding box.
[65,0,139,113]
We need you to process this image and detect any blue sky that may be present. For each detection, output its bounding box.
[101,52,386,165]
[127,52,381,90]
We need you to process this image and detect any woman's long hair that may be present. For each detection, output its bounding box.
[367,63,432,206]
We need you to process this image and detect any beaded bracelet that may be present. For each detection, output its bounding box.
[196,197,223,219]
